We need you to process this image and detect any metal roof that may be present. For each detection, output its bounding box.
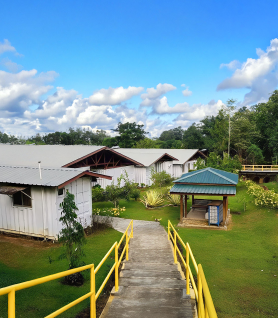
[175,167,238,185]
[0,165,112,187]
[114,148,200,166]
[0,144,105,168]
[170,184,236,195]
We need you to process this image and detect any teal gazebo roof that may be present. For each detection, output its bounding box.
[170,167,238,196]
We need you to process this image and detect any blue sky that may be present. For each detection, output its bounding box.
[1,0,278,137]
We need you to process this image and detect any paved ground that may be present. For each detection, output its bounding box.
[100,217,193,318]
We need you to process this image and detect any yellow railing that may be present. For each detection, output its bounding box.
[168,220,218,318]
[0,220,133,318]
[242,165,278,171]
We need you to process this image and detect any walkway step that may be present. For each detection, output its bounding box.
[101,220,193,318]
[121,269,181,279]
[119,276,187,289]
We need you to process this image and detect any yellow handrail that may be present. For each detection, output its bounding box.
[0,219,133,318]
[168,220,218,318]
[242,165,278,171]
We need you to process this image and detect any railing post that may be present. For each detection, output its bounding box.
[8,289,15,318]
[90,265,96,318]
[174,231,177,263]
[131,220,133,238]
[168,220,170,240]
[197,265,205,318]
[262,166,263,171]
[126,231,129,261]
[243,165,245,171]
[253,165,254,171]
[186,244,190,295]
[115,243,119,292]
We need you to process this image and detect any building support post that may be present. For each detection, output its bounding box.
[192,195,194,205]
[223,196,227,223]
[180,195,184,222]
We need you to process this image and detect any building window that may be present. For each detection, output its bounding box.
[58,188,64,196]
[13,187,32,207]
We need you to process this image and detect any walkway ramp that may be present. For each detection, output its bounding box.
[101,222,193,318]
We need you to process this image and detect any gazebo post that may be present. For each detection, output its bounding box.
[180,195,184,221]
[184,195,188,218]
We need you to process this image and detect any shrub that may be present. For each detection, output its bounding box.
[245,179,278,209]
[150,168,173,188]
[93,206,126,217]
[167,193,180,206]
[92,186,106,202]
[130,189,141,201]
[140,190,164,208]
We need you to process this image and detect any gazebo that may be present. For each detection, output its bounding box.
[170,167,238,226]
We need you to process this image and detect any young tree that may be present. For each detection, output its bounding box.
[59,191,86,271]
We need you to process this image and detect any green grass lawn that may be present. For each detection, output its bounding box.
[0,227,122,318]
[93,182,278,318]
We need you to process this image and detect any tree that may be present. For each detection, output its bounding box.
[195,152,242,173]
[159,126,184,141]
[183,123,205,149]
[133,137,161,148]
[230,108,260,160]
[113,122,148,148]
[58,191,86,271]
[247,144,264,164]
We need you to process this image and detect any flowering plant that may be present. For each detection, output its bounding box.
[245,180,278,209]
[92,206,126,217]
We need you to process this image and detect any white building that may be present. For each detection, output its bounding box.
[0,166,112,240]
[94,148,206,188]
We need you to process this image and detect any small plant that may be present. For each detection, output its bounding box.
[130,189,141,201]
[167,193,180,206]
[140,190,164,208]
[58,191,86,285]
[140,183,145,188]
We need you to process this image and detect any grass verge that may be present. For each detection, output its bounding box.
[0,226,122,318]
[93,182,278,318]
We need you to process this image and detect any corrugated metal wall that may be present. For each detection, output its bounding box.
[0,177,92,240]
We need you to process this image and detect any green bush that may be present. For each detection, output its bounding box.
[92,186,106,202]
[150,168,174,188]
[130,189,141,201]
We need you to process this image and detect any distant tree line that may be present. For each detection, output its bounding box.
[2,90,278,164]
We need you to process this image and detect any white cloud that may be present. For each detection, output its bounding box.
[174,100,223,125]
[220,60,241,70]
[25,87,78,119]
[89,86,143,105]
[0,39,16,55]
[1,58,23,73]
[182,87,192,97]
[218,38,278,104]
[0,69,58,114]
[141,83,176,100]
[77,105,116,125]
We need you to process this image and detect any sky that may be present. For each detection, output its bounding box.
[1,0,278,138]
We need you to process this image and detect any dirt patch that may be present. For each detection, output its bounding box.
[0,232,56,249]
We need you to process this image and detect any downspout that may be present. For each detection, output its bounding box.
[38,161,46,240]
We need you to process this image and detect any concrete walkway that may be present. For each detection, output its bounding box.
[100,218,193,318]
